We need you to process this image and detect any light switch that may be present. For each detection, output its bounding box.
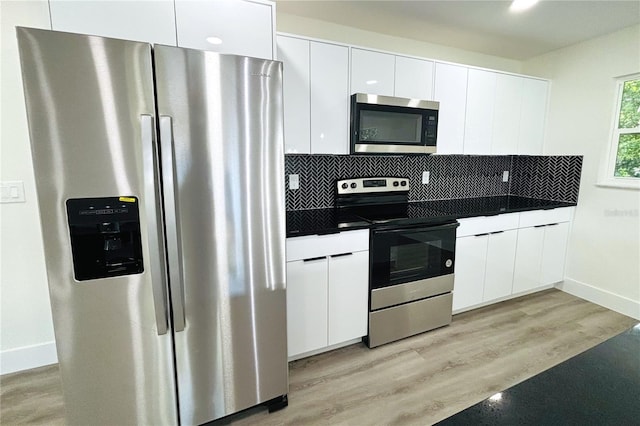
[288,174,300,190]
[502,171,509,182]
[0,181,26,203]
[422,171,430,185]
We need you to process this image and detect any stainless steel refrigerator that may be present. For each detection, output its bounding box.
[17,27,287,425]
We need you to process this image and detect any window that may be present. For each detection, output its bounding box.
[601,75,640,189]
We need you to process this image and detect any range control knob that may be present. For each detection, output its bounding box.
[401,181,407,187]
[341,183,348,189]
[350,182,357,189]
[393,181,399,187]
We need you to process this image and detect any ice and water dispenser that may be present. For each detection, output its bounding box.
[66,197,144,281]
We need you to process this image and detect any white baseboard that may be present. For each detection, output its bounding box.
[452,284,555,315]
[557,278,640,320]
[1,341,58,375]
[288,337,362,362]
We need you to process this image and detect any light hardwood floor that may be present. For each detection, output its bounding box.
[1,289,636,425]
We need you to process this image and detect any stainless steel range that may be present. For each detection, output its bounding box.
[336,177,459,348]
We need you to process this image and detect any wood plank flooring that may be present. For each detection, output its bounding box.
[1,289,636,425]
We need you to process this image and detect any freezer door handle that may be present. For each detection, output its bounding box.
[141,115,169,335]
[160,116,186,332]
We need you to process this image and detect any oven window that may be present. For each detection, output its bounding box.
[371,225,456,289]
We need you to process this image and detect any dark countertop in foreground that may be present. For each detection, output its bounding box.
[286,196,576,237]
[436,324,640,425]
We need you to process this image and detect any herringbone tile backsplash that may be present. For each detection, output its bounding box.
[285,154,582,211]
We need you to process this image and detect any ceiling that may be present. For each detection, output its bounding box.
[275,0,640,60]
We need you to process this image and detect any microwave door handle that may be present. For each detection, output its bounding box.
[160,116,186,333]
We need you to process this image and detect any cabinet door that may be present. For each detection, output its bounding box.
[327,251,369,345]
[512,226,545,294]
[49,0,177,45]
[483,230,517,301]
[286,258,328,357]
[492,74,522,154]
[518,78,548,154]
[310,41,349,154]
[395,56,434,100]
[453,235,488,311]
[175,0,274,59]
[350,48,395,96]
[464,69,496,154]
[464,69,496,155]
[434,63,468,154]
[540,222,570,285]
[277,36,311,154]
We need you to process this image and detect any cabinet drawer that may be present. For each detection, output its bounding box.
[519,207,573,228]
[286,229,369,261]
[457,213,520,237]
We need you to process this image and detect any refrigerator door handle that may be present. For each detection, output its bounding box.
[141,114,169,335]
[160,115,186,332]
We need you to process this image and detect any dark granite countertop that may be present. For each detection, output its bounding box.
[425,195,576,219]
[286,208,370,237]
[286,196,576,237]
[436,324,640,425]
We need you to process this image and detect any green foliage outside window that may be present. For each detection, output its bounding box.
[614,79,640,178]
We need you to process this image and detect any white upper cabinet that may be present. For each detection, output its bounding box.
[277,36,310,154]
[277,37,349,154]
[518,78,548,154]
[49,0,177,45]
[175,0,274,59]
[464,69,496,154]
[394,56,434,100]
[492,74,523,154]
[350,48,395,96]
[434,63,468,154]
[310,41,350,154]
[351,50,434,100]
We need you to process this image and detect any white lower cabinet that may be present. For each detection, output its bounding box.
[454,208,573,313]
[454,229,518,311]
[453,235,487,311]
[512,226,545,294]
[327,251,369,345]
[286,257,329,356]
[286,230,369,359]
[514,210,572,294]
[483,230,518,301]
[540,222,570,285]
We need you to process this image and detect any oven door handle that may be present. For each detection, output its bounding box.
[374,220,460,236]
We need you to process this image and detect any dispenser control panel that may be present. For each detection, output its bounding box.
[66,197,144,281]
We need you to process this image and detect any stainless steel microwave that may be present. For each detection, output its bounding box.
[350,93,439,154]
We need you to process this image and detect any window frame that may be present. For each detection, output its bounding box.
[599,73,640,190]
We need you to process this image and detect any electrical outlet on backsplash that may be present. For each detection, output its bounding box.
[284,154,583,211]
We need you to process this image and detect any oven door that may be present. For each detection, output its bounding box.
[371,221,458,291]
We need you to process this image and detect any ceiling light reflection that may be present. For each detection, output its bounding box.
[206,36,223,45]
[510,0,539,12]
[489,392,503,402]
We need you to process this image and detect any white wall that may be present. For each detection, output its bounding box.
[0,1,58,374]
[523,25,640,319]
[276,13,523,74]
